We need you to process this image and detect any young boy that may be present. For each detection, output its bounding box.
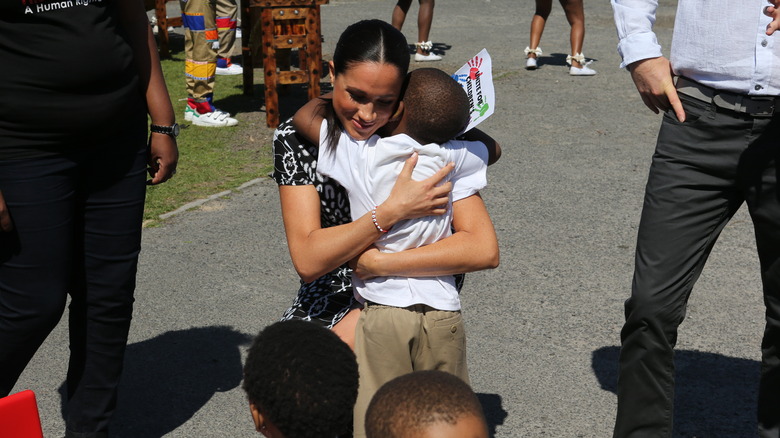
[365,370,489,438]
[292,67,499,437]
[241,320,359,438]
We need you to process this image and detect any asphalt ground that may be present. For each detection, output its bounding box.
[14,0,767,436]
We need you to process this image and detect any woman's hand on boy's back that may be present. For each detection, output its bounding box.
[377,152,454,227]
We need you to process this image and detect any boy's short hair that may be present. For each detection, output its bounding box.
[242,320,358,438]
[365,370,487,438]
[402,68,470,145]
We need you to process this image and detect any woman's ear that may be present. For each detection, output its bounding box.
[328,60,336,84]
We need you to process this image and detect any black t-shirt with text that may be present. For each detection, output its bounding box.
[0,0,144,159]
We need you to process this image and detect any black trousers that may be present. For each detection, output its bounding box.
[0,126,147,436]
[614,93,780,437]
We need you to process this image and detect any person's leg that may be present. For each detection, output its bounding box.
[740,116,780,437]
[525,0,551,69]
[182,0,217,107]
[614,95,749,437]
[0,156,77,396]
[391,0,413,31]
[559,0,585,67]
[415,308,469,384]
[215,0,242,74]
[331,307,360,350]
[64,122,147,437]
[353,305,419,438]
[182,0,237,126]
[528,0,552,56]
[415,0,435,55]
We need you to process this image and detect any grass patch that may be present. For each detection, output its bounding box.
[144,54,274,225]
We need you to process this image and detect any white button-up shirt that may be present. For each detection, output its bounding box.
[612,0,780,96]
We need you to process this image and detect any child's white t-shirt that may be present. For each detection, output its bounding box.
[316,120,488,311]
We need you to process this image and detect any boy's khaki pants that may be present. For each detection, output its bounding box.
[353,303,470,438]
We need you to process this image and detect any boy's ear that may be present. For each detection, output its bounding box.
[389,101,405,122]
[328,60,336,83]
[249,402,269,435]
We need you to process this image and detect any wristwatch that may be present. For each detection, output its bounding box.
[149,123,180,138]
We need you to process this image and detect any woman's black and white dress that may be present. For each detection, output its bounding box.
[272,118,358,328]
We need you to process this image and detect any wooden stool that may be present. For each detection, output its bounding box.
[241,0,328,127]
[153,0,182,59]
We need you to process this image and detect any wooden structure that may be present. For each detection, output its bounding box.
[240,0,328,127]
[152,0,182,59]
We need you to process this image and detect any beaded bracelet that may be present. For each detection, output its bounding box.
[371,206,388,233]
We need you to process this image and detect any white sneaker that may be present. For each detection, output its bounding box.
[184,105,196,122]
[216,63,244,75]
[188,108,238,127]
[414,52,442,62]
[570,64,597,76]
[524,46,542,70]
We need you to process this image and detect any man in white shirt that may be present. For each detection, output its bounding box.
[611,1,780,436]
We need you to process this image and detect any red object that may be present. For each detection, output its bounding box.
[0,390,43,438]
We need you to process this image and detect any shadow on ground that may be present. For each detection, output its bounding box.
[59,326,252,437]
[477,393,508,437]
[592,345,759,437]
[405,42,453,57]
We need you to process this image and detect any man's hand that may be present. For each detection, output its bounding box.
[0,189,12,232]
[628,57,685,122]
[765,0,780,35]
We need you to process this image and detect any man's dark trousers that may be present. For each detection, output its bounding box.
[614,92,780,438]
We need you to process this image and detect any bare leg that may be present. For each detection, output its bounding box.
[392,0,413,31]
[416,0,435,55]
[560,0,585,68]
[528,0,553,59]
[331,307,361,350]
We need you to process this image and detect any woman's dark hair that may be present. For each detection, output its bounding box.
[324,19,410,147]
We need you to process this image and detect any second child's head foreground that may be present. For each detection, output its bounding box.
[365,370,489,438]
[242,320,358,438]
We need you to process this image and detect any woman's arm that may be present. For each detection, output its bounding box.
[351,193,499,278]
[117,0,179,184]
[281,153,455,282]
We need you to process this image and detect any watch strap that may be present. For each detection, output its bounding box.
[150,123,179,138]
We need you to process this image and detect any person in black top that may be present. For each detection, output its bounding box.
[0,0,178,436]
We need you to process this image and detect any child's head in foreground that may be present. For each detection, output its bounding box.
[365,370,489,438]
[242,320,358,438]
[392,68,471,145]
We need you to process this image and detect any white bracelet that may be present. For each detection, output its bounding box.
[371,207,388,233]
